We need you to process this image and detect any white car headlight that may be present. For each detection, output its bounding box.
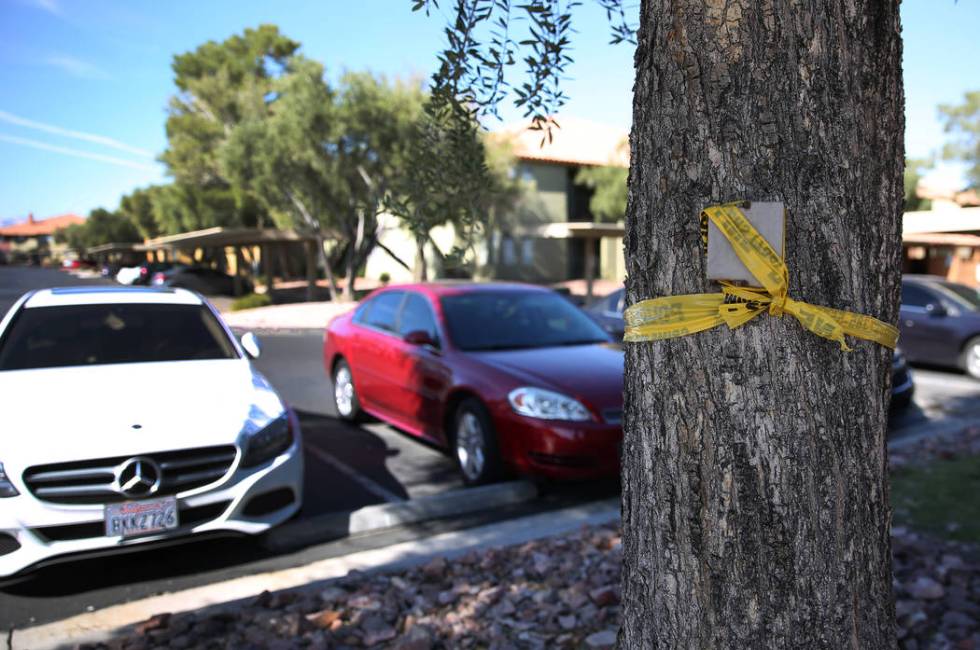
[241,412,295,468]
[508,387,592,421]
[0,463,19,498]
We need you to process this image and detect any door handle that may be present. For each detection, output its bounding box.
[904,320,914,327]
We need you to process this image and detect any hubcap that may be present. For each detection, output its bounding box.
[456,412,486,481]
[334,366,354,416]
[968,344,980,379]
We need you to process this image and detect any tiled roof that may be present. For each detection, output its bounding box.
[492,116,629,168]
[0,213,85,237]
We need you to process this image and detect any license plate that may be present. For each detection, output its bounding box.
[104,497,179,538]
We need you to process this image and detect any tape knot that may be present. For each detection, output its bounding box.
[768,293,787,318]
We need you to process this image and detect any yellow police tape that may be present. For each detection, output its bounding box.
[622,202,898,351]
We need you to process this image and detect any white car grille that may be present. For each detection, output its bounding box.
[22,445,238,505]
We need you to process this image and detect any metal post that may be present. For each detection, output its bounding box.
[584,236,596,301]
[305,239,316,302]
[233,246,244,297]
[263,244,275,299]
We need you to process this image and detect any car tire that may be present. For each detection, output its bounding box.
[452,398,503,486]
[960,336,980,380]
[332,359,363,421]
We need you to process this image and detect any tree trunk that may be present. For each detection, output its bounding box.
[286,191,339,302]
[343,211,366,302]
[621,2,903,648]
[414,235,428,282]
[317,234,340,302]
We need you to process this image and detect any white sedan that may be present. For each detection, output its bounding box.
[0,286,303,579]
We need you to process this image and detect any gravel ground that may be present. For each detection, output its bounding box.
[77,429,980,650]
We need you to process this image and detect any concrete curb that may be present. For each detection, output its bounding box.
[264,480,539,551]
[888,415,979,450]
[14,497,619,650]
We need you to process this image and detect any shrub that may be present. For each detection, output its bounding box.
[231,293,273,312]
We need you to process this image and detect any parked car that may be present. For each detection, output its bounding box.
[587,287,914,407]
[324,283,623,484]
[60,258,96,271]
[117,262,174,286]
[152,266,249,296]
[0,286,303,579]
[585,288,626,340]
[900,275,980,379]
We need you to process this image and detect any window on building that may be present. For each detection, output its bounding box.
[521,238,534,265]
[501,236,516,265]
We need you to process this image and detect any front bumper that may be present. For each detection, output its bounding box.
[891,359,915,410]
[0,442,303,579]
[493,409,621,480]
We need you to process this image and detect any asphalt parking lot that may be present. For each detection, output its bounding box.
[2,266,979,631]
[0,268,491,629]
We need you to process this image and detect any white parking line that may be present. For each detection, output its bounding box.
[304,443,407,504]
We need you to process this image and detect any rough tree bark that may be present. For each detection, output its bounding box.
[414,234,429,282]
[621,2,903,648]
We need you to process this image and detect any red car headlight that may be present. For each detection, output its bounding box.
[507,387,593,421]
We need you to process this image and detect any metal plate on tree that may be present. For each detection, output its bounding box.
[706,201,786,286]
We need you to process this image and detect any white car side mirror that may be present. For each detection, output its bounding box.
[240,331,262,359]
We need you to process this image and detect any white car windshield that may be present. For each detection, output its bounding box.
[0,303,238,370]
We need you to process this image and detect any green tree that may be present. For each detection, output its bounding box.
[150,182,245,234]
[55,208,142,252]
[575,164,628,222]
[54,223,88,253]
[904,157,933,212]
[223,57,342,298]
[386,100,497,281]
[160,25,299,231]
[118,186,164,239]
[330,71,424,295]
[939,90,980,188]
[416,1,903,646]
[224,60,425,299]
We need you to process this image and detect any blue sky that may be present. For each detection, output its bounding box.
[0,0,976,223]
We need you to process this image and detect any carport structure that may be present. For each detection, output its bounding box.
[87,242,150,266]
[143,227,322,299]
[516,222,625,300]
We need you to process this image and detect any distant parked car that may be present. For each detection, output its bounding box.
[152,266,249,296]
[60,258,95,271]
[324,283,622,484]
[116,265,143,285]
[900,275,980,379]
[117,262,174,286]
[587,287,914,407]
[585,288,626,340]
[0,286,303,579]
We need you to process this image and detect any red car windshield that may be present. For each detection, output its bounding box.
[440,291,610,351]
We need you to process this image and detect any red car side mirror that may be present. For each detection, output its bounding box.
[404,330,437,347]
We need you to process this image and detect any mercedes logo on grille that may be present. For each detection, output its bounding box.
[114,457,162,497]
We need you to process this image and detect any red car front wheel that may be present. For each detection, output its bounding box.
[453,398,503,485]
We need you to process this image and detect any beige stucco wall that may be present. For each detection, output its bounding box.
[364,213,460,283]
[362,161,627,286]
[600,225,626,281]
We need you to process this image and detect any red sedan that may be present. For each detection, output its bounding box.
[323,282,624,484]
